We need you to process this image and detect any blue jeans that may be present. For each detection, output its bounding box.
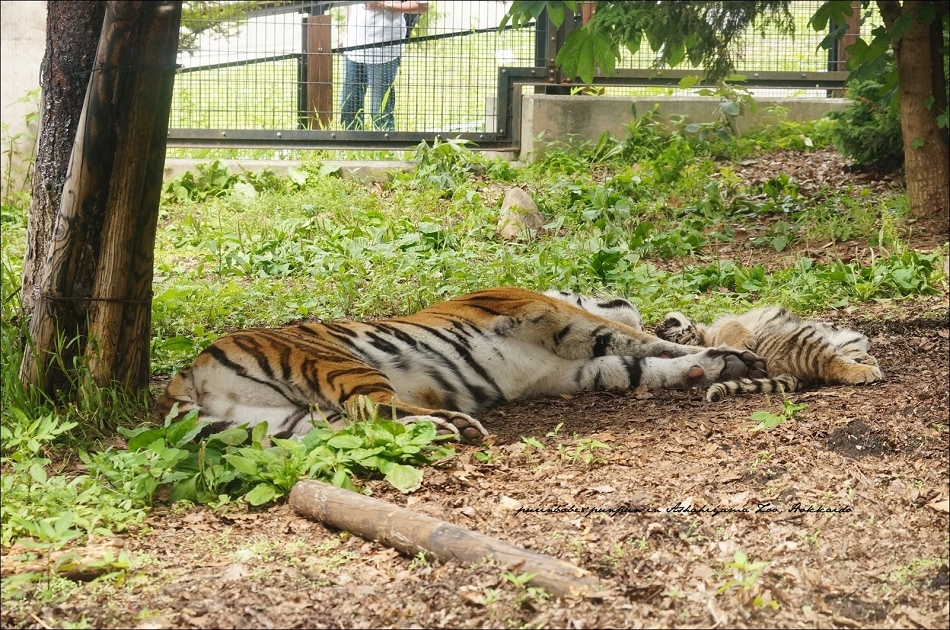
[339,57,401,131]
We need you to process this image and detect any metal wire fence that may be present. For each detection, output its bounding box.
[168,1,876,149]
[171,1,534,139]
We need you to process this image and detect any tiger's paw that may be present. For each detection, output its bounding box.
[841,362,883,385]
[401,412,489,444]
[688,348,767,385]
[439,411,490,444]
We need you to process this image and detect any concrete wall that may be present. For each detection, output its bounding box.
[1,1,46,198]
[520,94,849,160]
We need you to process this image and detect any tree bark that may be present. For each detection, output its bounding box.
[20,1,182,393]
[290,480,604,598]
[85,2,182,387]
[20,2,105,323]
[878,0,950,228]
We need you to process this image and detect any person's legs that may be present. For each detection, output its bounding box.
[339,58,368,130]
[366,57,401,131]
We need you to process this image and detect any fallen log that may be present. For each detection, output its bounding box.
[289,480,603,598]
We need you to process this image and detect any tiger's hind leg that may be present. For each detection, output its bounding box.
[353,393,489,444]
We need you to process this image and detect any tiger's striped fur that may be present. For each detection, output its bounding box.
[654,307,882,402]
[157,287,765,442]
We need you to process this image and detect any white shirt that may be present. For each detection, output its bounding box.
[343,3,405,65]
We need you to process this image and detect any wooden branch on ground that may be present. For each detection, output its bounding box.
[289,480,603,599]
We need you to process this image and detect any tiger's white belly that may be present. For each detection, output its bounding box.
[360,333,570,413]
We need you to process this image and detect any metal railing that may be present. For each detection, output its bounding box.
[168,1,864,151]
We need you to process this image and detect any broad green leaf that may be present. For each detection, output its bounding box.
[126,429,165,451]
[251,421,269,447]
[168,475,199,503]
[665,41,686,67]
[328,434,364,449]
[808,1,854,31]
[166,414,207,447]
[207,427,249,446]
[331,468,350,488]
[720,101,741,117]
[244,483,278,506]
[28,462,47,485]
[385,463,423,493]
[224,454,260,476]
[555,28,618,85]
[678,75,700,89]
[160,336,198,352]
[233,181,258,200]
[286,166,308,186]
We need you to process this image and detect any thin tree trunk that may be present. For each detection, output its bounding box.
[878,0,950,227]
[20,2,105,329]
[20,1,181,393]
[85,2,181,387]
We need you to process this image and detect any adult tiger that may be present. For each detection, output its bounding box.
[157,287,765,442]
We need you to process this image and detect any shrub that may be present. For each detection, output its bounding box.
[828,79,903,169]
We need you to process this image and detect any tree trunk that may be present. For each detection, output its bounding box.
[85,2,182,387]
[20,1,182,394]
[20,2,105,323]
[878,1,950,229]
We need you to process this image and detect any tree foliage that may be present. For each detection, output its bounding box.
[179,1,268,53]
[504,1,795,83]
[505,1,948,223]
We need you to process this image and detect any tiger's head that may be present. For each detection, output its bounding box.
[654,312,706,346]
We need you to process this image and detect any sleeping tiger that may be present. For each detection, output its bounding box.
[157,287,765,443]
[654,306,882,402]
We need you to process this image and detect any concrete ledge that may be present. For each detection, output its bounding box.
[520,95,849,160]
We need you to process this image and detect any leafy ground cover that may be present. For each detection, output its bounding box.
[1,116,948,628]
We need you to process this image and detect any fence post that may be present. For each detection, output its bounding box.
[305,14,333,129]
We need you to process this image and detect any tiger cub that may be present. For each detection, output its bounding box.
[157,287,765,442]
[654,307,882,402]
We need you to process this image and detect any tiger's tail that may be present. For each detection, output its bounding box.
[155,366,199,420]
[705,374,802,402]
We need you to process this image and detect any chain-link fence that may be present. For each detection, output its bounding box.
[169,1,872,150]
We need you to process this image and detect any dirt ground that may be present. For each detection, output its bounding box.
[2,151,949,629]
[3,304,947,629]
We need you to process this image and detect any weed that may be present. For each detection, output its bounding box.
[502,570,551,608]
[472,445,497,464]
[749,451,774,472]
[882,557,944,588]
[408,551,429,571]
[560,437,612,468]
[750,399,807,432]
[717,549,778,610]
[112,401,455,507]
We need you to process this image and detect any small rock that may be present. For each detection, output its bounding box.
[498,495,522,510]
[497,188,544,241]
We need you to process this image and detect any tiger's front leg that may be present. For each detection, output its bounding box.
[548,348,765,396]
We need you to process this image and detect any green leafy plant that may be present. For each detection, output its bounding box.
[86,401,457,510]
[717,549,777,610]
[827,78,903,168]
[750,399,807,432]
